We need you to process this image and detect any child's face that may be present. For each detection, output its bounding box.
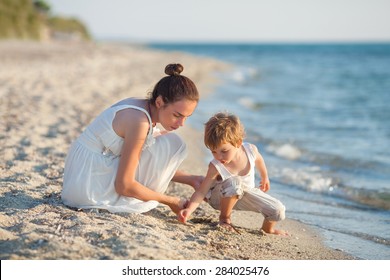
[210,142,240,165]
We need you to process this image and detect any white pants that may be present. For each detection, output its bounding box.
[207,177,286,222]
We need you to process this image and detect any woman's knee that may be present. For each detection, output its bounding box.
[157,133,187,154]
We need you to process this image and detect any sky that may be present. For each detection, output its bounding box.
[45,0,390,43]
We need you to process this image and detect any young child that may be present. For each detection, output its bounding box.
[178,112,287,235]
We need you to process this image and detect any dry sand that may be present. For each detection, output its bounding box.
[0,41,354,260]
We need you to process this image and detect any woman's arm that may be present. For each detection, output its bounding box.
[113,109,182,213]
[172,170,204,190]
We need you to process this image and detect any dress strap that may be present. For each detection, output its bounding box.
[211,159,232,181]
[242,142,256,165]
[211,143,255,181]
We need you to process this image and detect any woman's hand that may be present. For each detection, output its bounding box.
[166,196,188,215]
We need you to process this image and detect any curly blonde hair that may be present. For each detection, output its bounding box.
[204,112,245,150]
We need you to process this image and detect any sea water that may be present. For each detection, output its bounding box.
[150,43,390,260]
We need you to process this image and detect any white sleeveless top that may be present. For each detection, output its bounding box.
[210,142,257,189]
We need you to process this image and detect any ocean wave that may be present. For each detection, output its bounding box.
[229,67,259,84]
[262,137,390,178]
[338,185,390,211]
[271,166,390,210]
[266,143,302,160]
[318,225,390,247]
[238,97,264,110]
[272,166,335,193]
[293,218,390,247]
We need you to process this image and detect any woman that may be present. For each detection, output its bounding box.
[62,63,202,214]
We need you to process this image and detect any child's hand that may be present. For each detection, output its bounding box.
[178,209,191,223]
[259,178,270,192]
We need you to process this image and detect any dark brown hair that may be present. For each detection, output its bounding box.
[148,63,199,105]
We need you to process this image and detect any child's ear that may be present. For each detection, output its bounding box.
[237,140,243,147]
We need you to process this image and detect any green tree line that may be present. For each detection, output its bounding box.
[0,0,90,40]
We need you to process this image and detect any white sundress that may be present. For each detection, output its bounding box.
[62,104,187,213]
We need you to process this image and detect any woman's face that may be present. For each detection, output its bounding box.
[157,98,197,131]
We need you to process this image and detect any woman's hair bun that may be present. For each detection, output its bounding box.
[165,63,184,76]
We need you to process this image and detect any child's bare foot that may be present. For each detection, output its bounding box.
[261,220,289,236]
[262,228,289,236]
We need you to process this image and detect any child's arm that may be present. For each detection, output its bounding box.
[251,144,271,192]
[178,163,219,223]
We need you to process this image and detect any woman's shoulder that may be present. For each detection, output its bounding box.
[111,98,148,118]
[111,98,145,109]
[117,108,149,126]
[111,97,140,107]
[112,104,150,138]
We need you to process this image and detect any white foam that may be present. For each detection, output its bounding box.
[273,166,334,192]
[230,67,258,83]
[238,97,256,109]
[231,70,245,83]
[267,143,302,160]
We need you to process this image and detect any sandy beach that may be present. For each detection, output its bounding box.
[0,41,354,260]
